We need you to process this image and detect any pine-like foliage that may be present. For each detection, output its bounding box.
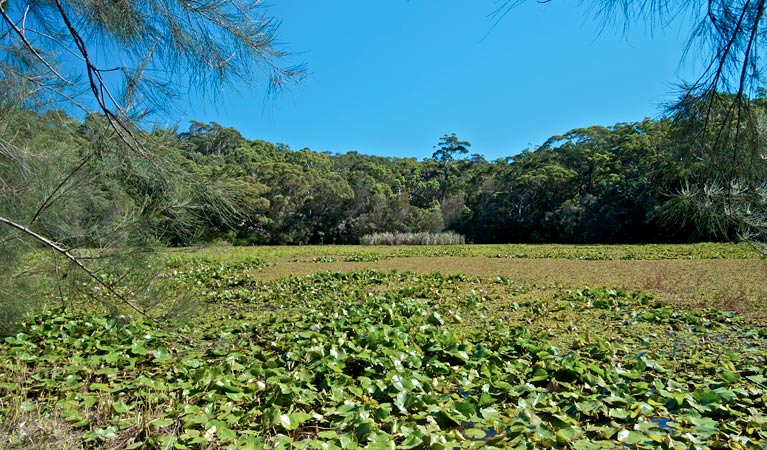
[0,1,301,334]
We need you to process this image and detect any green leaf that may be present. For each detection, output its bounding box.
[399,430,424,449]
[746,374,766,384]
[693,388,721,406]
[339,434,357,449]
[225,391,245,401]
[130,342,149,356]
[89,383,115,392]
[555,426,579,443]
[366,432,394,450]
[112,401,131,414]
[688,416,719,436]
[152,418,174,428]
[278,412,311,431]
[713,387,736,403]
[575,400,603,414]
[720,371,740,384]
[616,429,645,444]
[153,347,171,362]
[278,413,296,430]
[480,406,501,421]
[464,428,487,439]
[82,395,98,408]
[608,408,630,419]
[572,440,615,450]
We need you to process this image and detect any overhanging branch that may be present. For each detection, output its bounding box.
[0,215,160,324]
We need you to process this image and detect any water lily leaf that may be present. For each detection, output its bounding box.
[113,401,131,414]
[394,391,408,412]
[130,341,149,356]
[530,369,549,382]
[616,429,645,444]
[103,352,123,364]
[434,408,462,427]
[608,408,630,419]
[693,388,722,405]
[464,428,488,440]
[278,411,312,431]
[367,432,395,450]
[720,371,740,384]
[428,311,443,326]
[89,383,114,392]
[688,416,719,436]
[239,436,266,450]
[480,406,501,421]
[746,374,766,384]
[455,399,478,420]
[575,400,603,415]
[225,391,245,401]
[374,403,392,421]
[6,266,767,450]
[339,434,357,449]
[217,425,237,441]
[533,424,555,446]
[278,413,296,430]
[572,440,615,449]
[152,418,174,428]
[399,430,425,448]
[555,425,579,443]
[153,347,171,362]
[713,387,736,403]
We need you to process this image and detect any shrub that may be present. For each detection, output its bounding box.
[360,231,465,245]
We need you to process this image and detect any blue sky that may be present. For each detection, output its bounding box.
[182,1,701,161]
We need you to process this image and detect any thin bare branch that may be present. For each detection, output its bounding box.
[28,153,92,227]
[0,4,73,84]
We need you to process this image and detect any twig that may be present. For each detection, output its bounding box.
[0,5,73,85]
[52,247,66,311]
[28,154,92,227]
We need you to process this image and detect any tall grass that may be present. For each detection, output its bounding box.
[360,232,465,245]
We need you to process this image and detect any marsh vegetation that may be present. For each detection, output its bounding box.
[2,245,766,448]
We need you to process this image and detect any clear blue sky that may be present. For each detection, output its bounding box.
[182,1,701,161]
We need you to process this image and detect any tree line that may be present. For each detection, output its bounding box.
[6,94,764,247]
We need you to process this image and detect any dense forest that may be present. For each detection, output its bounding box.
[3,94,766,247]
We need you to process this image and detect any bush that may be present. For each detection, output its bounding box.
[360,232,465,245]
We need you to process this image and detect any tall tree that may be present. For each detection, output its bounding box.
[431,133,471,202]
